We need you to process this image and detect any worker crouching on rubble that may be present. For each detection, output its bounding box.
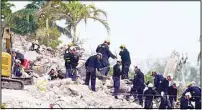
[182,82,201,109]
[112,59,122,99]
[48,69,57,80]
[143,83,156,109]
[180,92,194,109]
[84,53,102,92]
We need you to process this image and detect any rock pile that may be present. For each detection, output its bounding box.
[2,78,141,108]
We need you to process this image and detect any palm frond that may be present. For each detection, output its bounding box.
[88,16,110,34]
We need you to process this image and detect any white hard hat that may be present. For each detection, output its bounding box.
[185,92,192,97]
[148,83,153,88]
[16,59,21,64]
[97,53,102,56]
[191,81,196,85]
[167,74,172,79]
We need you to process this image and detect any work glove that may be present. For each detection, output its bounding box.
[143,87,148,92]
[161,91,164,96]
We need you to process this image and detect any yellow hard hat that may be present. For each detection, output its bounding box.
[104,40,110,43]
[187,82,192,87]
[68,42,73,47]
[120,44,125,48]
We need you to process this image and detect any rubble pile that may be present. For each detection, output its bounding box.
[2,34,142,108]
[12,35,86,78]
[2,78,141,108]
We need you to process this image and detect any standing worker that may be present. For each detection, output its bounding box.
[84,53,102,91]
[159,74,172,109]
[3,28,12,54]
[64,47,73,78]
[151,71,164,96]
[168,82,178,108]
[96,40,117,76]
[112,59,122,99]
[132,66,145,106]
[119,44,131,79]
[70,47,79,81]
[143,83,157,108]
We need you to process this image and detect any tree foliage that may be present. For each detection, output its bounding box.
[1,0,15,18]
[57,1,110,43]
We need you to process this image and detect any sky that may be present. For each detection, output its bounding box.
[9,1,200,71]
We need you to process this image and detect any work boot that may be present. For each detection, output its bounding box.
[114,96,118,99]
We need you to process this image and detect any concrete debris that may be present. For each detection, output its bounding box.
[2,34,142,108]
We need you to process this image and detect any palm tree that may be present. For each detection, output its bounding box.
[59,1,110,44]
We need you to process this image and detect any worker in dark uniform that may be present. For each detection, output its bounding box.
[84,53,102,91]
[159,74,172,109]
[168,83,178,108]
[64,47,73,78]
[119,44,131,79]
[48,69,57,80]
[12,51,25,65]
[132,66,145,106]
[143,83,157,109]
[151,71,164,96]
[96,40,117,76]
[70,47,79,81]
[180,92,194,109]
[182,83,201,109]
[112,59,122,99]
[13,59,23,77]
[65,42,73,53]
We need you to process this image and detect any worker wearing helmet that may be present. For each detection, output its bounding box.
[159,74,172,109]
[96,40,117,76]
[181,82,201,109]
[168,82,178,108]
[65,42,73,54]
[143,83,157,108]
[180,92,194,109]
[13,59,23,77]
[112,59,122,99]
[84,53,102,92]
[119,44,131,79]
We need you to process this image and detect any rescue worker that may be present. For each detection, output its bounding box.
[159,74,172,109]
[3,28,12,53]
[96,40,117,76]
[84,53,102,91]
[180,92,194,109]
[64,47,73,78]
[65,42,73,53]
[13,59,23,77]
[143,83,157,109]
[12,51,25,65]
[168,83,178,108]
[48,69,57,80]
[132,66,145,106]
[182,82,201,109]
[119,44,131,79]
[151,71,164,95]
[112,59,122,99]
[30,40,40,53]
[70,47,79,81]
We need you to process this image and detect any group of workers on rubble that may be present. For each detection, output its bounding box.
[64,40,201,109]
